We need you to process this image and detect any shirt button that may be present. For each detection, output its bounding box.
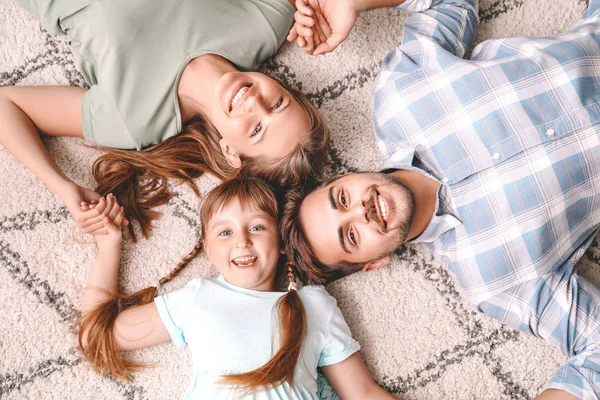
[492,152,500,159]
[442,177,449,183]
[546,128,555,136]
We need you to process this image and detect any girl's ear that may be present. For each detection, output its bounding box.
[219,139,242,168]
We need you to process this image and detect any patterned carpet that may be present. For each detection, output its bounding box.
[1,0,599,399]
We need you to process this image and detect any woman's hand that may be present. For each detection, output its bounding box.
[61,183,128,234]
[288,0,358,55]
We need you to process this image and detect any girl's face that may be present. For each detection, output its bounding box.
[211,72,311,167]
[204,199,280,292]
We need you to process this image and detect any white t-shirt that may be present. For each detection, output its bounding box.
[154,275,360,399]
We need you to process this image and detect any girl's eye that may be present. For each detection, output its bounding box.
[250,225,264,232]
[251,123,262,137]
[272,97,284,110]
[218,230,232,237]
[340,191,347,207]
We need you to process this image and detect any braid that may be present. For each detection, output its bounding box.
[158,238,204,286]
[287,263,298,292]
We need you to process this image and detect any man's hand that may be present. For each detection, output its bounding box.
[288,0,358,55]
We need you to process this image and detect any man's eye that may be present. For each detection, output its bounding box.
[349,228,356,245]
[250,225,264,232]
[272,97,283,110]
[219,230,232,236]
[340,191,347,207]
[251,124,262,137]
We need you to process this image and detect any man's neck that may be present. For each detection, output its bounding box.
[388,169,440,240]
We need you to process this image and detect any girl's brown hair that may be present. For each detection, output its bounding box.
[92,82,329,241]
[79,177,307,390]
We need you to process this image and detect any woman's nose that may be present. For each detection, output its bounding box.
[244,94,267,114]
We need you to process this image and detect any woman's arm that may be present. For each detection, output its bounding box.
[81,201,170,350]
[0,86,126,233]
[321,353,397,399]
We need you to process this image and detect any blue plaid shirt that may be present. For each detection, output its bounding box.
[374,0,600,396]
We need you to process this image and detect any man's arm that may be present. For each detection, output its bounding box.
[478,271,600,399]
[289,0,477,56]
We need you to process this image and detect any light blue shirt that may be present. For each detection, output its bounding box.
[374,0,600,396]
[154,276,360,399]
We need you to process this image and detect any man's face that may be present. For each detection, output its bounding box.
[299,172,415,267]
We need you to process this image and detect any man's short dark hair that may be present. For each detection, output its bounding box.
[279,182,366,285]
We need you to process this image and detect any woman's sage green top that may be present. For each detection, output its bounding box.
[18,0,294,149]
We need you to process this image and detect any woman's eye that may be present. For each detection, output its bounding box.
[340,191,347,207]
[251,124,262,137]
[218,230,232,237]
[250,225,264,232]
[349,228,356,245]
[272,97,284,110]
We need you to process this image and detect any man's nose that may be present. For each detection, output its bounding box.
[345,201,369,224]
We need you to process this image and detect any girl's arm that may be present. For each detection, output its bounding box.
[321,353,397,399]
[0,86,124,233]
[81,199,170,350]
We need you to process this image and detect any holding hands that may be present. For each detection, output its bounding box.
[79,192,127,242]
[288,0,359,55]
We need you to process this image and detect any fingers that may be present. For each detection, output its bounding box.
[313,32,347,55]
[294,10,314,27]
[287,26,298,42]
[113,207,125,227]
[295,0,313,16]
[314,11,331,42]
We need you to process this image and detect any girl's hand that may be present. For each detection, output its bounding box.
[94,210,125,250]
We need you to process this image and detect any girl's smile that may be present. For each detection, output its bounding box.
[204,199,280,292]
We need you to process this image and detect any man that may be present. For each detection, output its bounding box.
[284,0,600,398]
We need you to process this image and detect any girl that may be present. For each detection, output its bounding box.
[79,178,395,399]
[1,0,329,240]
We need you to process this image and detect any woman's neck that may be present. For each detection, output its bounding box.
[388,169,440,240]
[177,54,236,122]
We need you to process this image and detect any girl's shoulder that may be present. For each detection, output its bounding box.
[297,285,339,314]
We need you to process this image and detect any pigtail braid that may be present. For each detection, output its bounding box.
[158,238,204,286]
[219,263,306,390]
[78,238,205,381]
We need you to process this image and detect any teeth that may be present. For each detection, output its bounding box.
[232,255,257,265]
[230,86,249,109]
[378,194,387,223]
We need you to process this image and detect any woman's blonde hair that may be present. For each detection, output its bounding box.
[92,81,329,241]
[79,177,306,390]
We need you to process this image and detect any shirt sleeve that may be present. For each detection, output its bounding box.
[81,86,138,149]
[318,303,361,367]
[396,0,478,59]
[478,272,600,398]
[153,281,201,348]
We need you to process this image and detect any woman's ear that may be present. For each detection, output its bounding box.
[219,139,242,168]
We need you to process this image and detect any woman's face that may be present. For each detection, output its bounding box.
[211,72,311,167]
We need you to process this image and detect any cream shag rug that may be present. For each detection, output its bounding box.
[1,0,599,399]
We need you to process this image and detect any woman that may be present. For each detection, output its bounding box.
[0,0,329,239]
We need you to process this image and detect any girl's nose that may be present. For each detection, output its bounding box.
[234,232,252,248]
